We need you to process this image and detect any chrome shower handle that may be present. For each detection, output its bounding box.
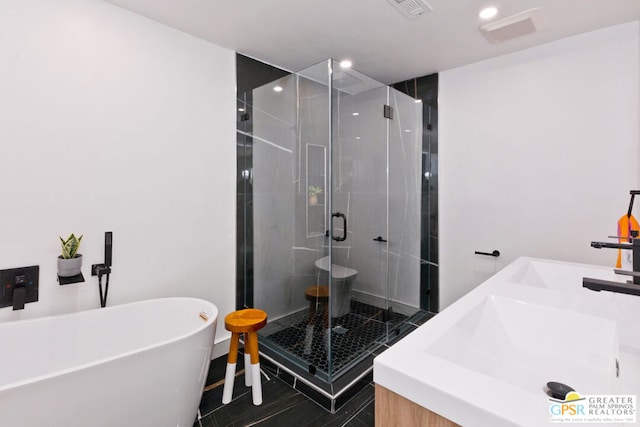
[332,212,347,242]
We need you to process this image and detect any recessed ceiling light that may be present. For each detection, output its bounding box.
[414,99,422,104]
[479,6,498,20]
[273,85,283,92]
[404,129,411,133]
[356,136,361,140]
[339,60,352,69]
[238,108,245,112]
[352,112,359,116]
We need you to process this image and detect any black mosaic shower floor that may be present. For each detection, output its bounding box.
[264,300,407,377]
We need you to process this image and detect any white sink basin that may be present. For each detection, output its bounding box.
[507,258,623,291]
[504,257,640,351]
[427,294,618,395]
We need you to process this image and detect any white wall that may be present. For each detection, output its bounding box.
[0,0,236,352]
[440,22,640,309]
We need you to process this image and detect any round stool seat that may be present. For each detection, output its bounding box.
[305,285,329,300]
[224,308,267,333]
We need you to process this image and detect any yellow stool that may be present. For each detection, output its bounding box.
[221,308,267,406]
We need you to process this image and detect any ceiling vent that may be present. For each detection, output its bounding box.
[480,8,545,43]
[387,0,433,20]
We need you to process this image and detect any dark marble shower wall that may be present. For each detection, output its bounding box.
[236,54,291,310]
[392,74,439,313]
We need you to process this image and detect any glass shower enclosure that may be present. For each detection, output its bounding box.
[238,59,423,386]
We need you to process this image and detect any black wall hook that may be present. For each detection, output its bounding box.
[627,190,640,218]
[475,250,500,257]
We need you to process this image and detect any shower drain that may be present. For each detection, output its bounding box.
[332,325,348,334]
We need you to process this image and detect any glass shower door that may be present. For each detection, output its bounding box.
[386,87,423,327]
[326,61,390,379]
[327,69,423,379]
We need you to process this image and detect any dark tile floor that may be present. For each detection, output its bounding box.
[195,353,374,427]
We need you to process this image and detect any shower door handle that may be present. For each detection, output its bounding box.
[332,212,347,242]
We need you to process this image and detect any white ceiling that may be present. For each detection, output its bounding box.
[106,0,640,84]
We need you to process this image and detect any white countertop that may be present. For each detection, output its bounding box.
[374,257,640,427]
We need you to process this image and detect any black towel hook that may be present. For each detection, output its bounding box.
[627,190,640,218]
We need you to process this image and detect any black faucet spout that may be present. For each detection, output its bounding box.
[12,287,26,310]
[583,277,640,297]
[591,241,633,250]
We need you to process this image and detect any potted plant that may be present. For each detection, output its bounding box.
[58,233,83,277]
[308,186,323,206]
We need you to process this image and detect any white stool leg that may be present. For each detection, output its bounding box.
[246,332,263,406]
[244,349,252,386]
[304,324,314,355]
[221,362,236,404]
[222,332,240,405]
[251,362,262,405]
[323,328,329,350]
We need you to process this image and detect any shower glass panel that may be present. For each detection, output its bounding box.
[387,88,423,321]
[327,64,389,377]
[247,59,422,383]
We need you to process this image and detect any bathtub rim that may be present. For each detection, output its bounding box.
[0,297,218,393]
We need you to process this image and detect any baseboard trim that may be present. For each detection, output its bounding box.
[211,335,230,360]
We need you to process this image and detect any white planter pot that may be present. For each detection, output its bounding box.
[58,254,83,277]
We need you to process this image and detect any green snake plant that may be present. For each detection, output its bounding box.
[308,186,324,196]
[59,233,83,259]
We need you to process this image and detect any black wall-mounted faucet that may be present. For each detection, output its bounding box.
[0,266,39,310]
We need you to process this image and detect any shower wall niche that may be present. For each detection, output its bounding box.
[239,59,424,385]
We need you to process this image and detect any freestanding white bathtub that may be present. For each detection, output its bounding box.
[0,297,218,427]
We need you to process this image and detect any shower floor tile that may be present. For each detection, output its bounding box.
[262,300,408,378]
